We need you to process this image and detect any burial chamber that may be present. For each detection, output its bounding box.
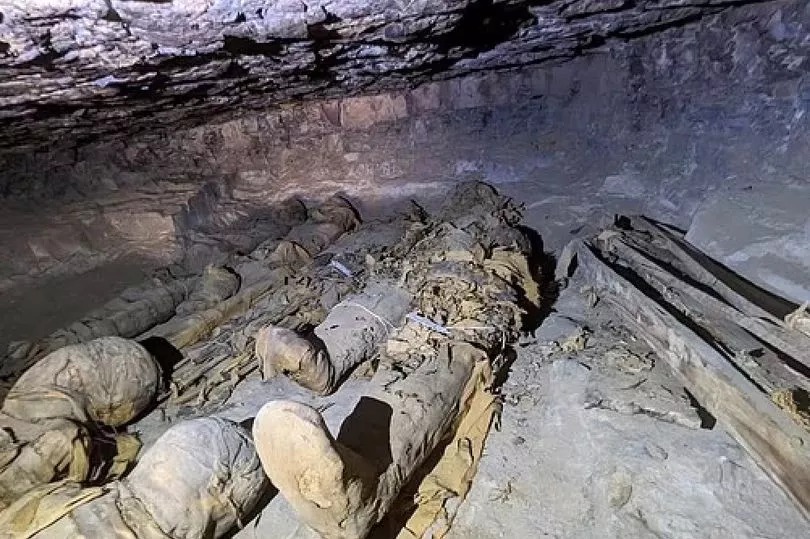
[1,1,809,538]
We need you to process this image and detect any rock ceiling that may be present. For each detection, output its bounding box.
[0,0,762,151]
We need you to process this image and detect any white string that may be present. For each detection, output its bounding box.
[341,302,507,345]
[329,259,354,277]
[406,312,451,335]
[342,301,396,332]
[447,325,499,332]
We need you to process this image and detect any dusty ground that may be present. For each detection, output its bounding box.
[0,257,149,353]
[448,284,809,538]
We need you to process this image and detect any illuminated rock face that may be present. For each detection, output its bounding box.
[0,0,745,151]
[1,1,809,339]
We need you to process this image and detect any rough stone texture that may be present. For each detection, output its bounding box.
[1,0,809,347]
[0,1,807,535]
[448,286,810,538]
[686,181,810,306]
[0,0,756,152]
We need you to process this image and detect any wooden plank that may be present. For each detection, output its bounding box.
[632,217,796,321]
[570,239,810,520]
[599,234,810,384]
[612,219,810,371]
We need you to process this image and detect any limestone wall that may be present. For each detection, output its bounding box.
[0,0,808,295]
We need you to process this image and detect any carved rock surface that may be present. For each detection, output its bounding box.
[0,0,744,151]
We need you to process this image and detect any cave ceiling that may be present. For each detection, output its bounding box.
[0,0,765,152]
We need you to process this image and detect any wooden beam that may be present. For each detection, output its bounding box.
[599,235,810,385]
[568,239,810,520]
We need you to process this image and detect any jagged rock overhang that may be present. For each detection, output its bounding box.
[0,0,756,152]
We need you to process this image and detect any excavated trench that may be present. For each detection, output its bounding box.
[1,1,810,537]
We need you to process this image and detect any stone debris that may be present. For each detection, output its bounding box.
[772,388,810,431]
[559,327,589,353]
[786,302,810,338]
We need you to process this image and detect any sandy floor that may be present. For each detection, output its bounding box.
[448,285,809,538]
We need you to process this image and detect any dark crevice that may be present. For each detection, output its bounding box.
[27,103,87,121]
[644,0,765,11]
[101,0,124,24]
[130,53,222,74]
[684,389,717,429]
[222,61,250,78]
[620,233,735,308]
[222,36,283,57]
[517,224,557,332]
[305,12,344,82]
[743,329,810,382]
[434,0,536,54]
[608,12,708,39]
[563,0,638,21]
[651,221,799,318]
[24,13,83,22]
[307,10,343,41]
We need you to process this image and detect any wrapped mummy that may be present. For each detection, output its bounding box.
[267,195,360,267]
[255,281,412,395]
[2,277,194,381]
[0,337,163,507]
[253,340,488,539]
[175,265,241,316]
[253,185,539,538]
[0,417,268,539]
[254,182,537,398]
[146,196,361,351]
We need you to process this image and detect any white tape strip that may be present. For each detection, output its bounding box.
[329,259,354,277]
[406,311,451,336]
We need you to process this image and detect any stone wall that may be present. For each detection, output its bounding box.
[0,0,808,295]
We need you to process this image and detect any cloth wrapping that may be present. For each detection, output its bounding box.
[0,417,268,539]
[253,183,540,538]
[175,266,241,316]
[0,337,160,508]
